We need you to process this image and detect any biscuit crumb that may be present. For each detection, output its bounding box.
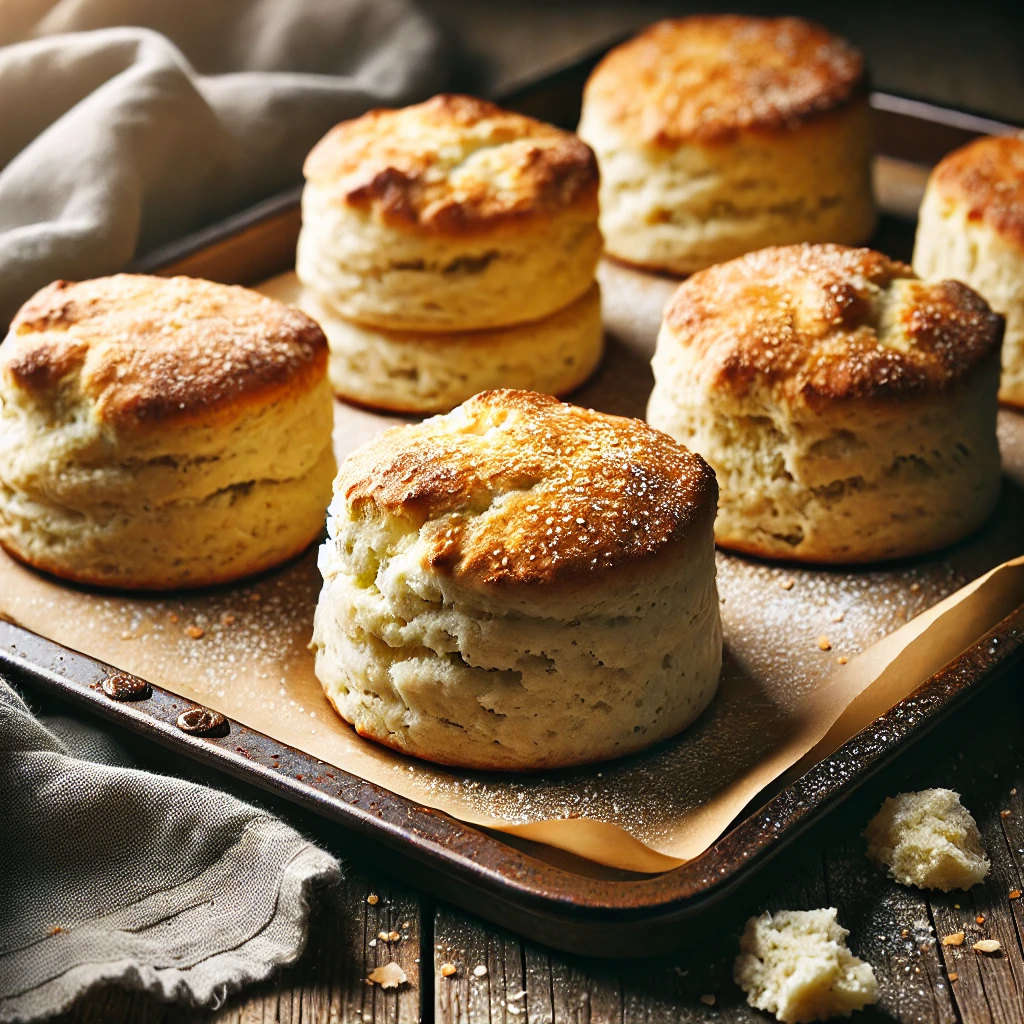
[367,894,379,905]
[976,915,986,925]
[909,582,921,593]
[699,994,716,1006]
[837,656,848,665]
[48,926,65,936]
[440,963,457,977]
[186,625,205,639]
[473,965,488,978]
[832,611,845,623]
[864,789,989,891]
[1000,809,1011,818]
[221,613,236,626]
[973,939,1001,954]
[734,908,878,1021]
[1010,890,1021,899]
[941,932,965,946]
[368,962,407,988]
[168,612,179,623]
[378,931,389,942]
[818,635,832,651]
[388,931,401,942]
[780,578,795,590]
[948,972,958,982]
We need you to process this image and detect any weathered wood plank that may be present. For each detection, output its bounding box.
[220,869,422,1024]
[434,839,832,1024]
[434,907,528,1023]
[928,714,1024,1024]
[824,812,957,1024]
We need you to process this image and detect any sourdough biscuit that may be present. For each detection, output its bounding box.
[312,389,721,770]
[0,275,336,589]
[297,94,602,332]
[304,283,602,413]
[578,16,876,274]
[647,244,1003,562]
[914,133,1024,407]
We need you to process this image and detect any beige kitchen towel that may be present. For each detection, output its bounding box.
[0,676,342,1022]
[0,0,448,325]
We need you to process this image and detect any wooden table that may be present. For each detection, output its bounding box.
[53,662,1024,1024]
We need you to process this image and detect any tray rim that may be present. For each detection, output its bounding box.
[7,603,1024,955]
[7,56,1024,958]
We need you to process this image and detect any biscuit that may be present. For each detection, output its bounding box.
[303,283,603,413]
[914,133,1024,407]
[647,244,1003,563]
[297,94,602,331]
[578,16,876,274]
[0,275,336,589]
[312,389,721,770]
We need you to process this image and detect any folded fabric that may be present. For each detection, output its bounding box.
[0,676,342,1021]
[0,0,449,325]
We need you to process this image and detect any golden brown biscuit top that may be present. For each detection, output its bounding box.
[929,134,1024,248]
[663,244,1003,406]
[338,390,716,590]
[583,15,866,146]
[303,94,599,234]
[1,275,327,428]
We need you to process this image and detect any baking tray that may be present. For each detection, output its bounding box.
[5,50,1024,958]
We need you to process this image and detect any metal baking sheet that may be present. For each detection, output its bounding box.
[4,54,1023,956]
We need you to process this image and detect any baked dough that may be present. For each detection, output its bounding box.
[647,244,1004,563]
[312,389,722,770]
[0,275,335,589]
[578,16,876,274]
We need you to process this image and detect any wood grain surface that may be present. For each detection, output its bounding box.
[47,665,1024,1023]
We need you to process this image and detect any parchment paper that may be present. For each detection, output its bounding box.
[2,260,1023,874]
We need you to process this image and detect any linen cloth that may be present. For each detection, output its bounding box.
[0,677,341,1020]
[0,1,447,1018]
[0,0,449,325]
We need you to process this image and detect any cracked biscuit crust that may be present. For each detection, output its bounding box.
[583,15,866,148]
[338,389,717,593]
[3,275,327,430]
[926,134,1024,250]
[303,93,599,235]
[661,244,1003,408]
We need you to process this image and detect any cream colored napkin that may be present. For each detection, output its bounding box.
[0,676,342,1022]
[0,0,448,325]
